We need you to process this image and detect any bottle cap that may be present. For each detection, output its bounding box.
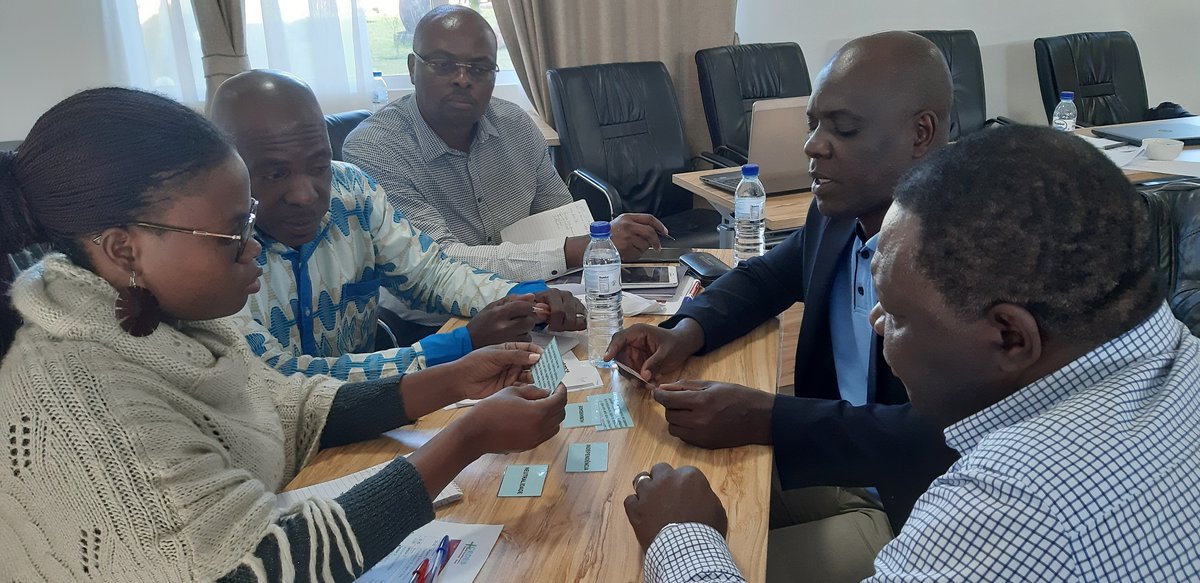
[1060,90,1074,101]
[589,221,611,238]
[373,70,383,77]
[741,163,759,177]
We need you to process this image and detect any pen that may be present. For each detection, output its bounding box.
[409,558,429,583]
[681,280,702,302]
[1102,142,1130,150]
[429,535,450,581]
[662,233,676,241]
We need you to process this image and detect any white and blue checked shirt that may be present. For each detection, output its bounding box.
[868,302,1200,581]
[342,95,576,282]
[645,303,1200,582]
[238,162,545,382]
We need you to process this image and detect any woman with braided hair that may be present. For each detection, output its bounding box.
[0,87,566,581]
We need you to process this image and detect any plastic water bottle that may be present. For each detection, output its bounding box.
[733,163,766,265]
[584,221,623,368]
[370,71,389,113]
[1051,91,1077,132]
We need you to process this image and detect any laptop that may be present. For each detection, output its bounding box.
[700,96,812,195]
[1092,120,1200,146]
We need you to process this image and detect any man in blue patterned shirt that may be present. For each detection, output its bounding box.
[212,70,585,382]
[625,126,1200,581]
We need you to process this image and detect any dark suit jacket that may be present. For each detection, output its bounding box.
[664,204,958,530]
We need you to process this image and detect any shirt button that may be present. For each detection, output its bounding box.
[860,249,871,259]
[476,197,483,203]
[487,236,494,243]
[551,270,559,276]
[857,286,865,295]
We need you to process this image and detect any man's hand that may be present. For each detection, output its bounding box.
[532,288,586,331]
[652,381,774,449]
[624,463,729,552]
[467,294,538,347]
[450,342,542,400]
[609,213,668,261]
[604,322,704,384]
[462,383,568,453]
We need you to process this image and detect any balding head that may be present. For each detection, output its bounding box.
[803,31,953,236]
[824,31,952,139]
[210,69,333,249]
[412,4,497,55]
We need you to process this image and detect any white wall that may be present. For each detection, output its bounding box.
[735,0,1200,124]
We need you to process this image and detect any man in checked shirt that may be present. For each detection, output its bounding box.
[343,4,669,285]
[624,127,1200,582]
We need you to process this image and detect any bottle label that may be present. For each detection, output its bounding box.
[584,264,621,295]
[735,197,764,221]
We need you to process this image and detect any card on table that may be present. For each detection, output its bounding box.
[498,464,548,497]
[565,442,609,473]
[563,402,601,428]
[531,337,566,394]
[586,393,635,430]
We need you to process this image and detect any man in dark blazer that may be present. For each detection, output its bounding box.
[606,31,958,582]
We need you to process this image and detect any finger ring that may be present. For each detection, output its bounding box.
[632,472,652,489]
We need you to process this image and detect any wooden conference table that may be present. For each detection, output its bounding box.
[286,249,777,582]
[673,168,813,233]
[1078,115,1200,184]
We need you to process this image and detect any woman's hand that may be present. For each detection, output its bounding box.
[451,342,543,400]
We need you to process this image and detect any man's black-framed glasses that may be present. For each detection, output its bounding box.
[413,52,499,80]
[96,198,259,261]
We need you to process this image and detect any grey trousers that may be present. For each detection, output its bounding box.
[766,473,894,583]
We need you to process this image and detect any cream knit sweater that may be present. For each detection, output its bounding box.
[0,255,433,581]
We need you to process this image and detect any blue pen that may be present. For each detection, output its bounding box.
[429,535,450,581]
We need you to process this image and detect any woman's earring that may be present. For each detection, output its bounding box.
[116,272,161,337]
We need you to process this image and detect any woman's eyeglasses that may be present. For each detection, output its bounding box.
[413,52,499,80]
[93,198,259,261]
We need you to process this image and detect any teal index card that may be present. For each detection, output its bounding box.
[566,442,609,473]
[498,464,548,497]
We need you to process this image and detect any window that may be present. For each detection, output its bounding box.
[360,0,515,82]
[118,0,518,110]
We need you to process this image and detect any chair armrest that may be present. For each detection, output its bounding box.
[718,144,748,165]
[698,151,739,169]
[567,168,623,221]
[985,116,1020,127]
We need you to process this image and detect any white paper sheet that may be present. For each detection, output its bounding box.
[500,199,593,243]
[356,520,503,583]
[1122,148,1200,176]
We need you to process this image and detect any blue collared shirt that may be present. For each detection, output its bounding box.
[828,228,879,406]
[236,162,546,382]
[869,303,1200,581]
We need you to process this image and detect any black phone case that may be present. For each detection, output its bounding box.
[679,252,731,286]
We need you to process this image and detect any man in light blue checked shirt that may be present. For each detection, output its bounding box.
[212,70,585,382]
[624,127,1200,582]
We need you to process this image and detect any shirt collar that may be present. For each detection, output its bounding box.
[403,95,498,163]
[944,302,1182,455]
[254,218,331,263]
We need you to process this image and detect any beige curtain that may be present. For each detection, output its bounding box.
[192,0,250,110]
[493,0,737,156]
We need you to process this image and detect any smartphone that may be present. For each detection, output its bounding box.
[620,264,679,289]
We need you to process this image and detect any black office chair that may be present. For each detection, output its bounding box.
[546,61,722,248]
[912,30,1014,140]
[1142,184,1200,337]
[325,109,371,161]
[695,42,812,166]
[1032,31,1192,126]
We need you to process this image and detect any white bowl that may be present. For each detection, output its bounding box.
[1144,138,1184,161]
